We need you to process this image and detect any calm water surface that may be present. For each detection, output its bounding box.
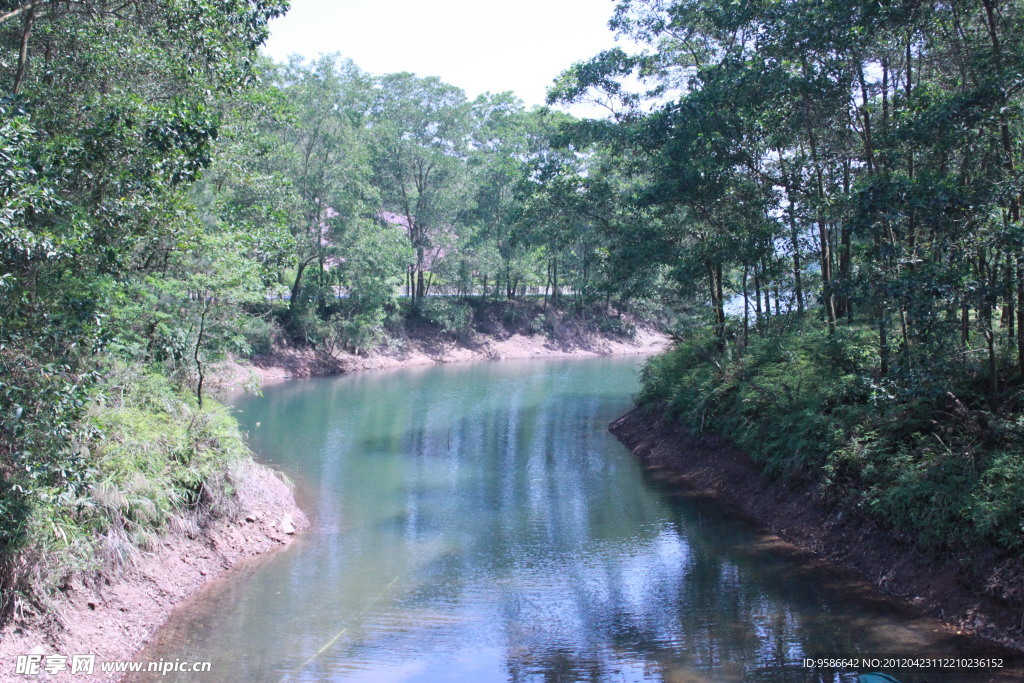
[136,357,1018,682]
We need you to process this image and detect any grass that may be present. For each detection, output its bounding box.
[1,362,253,623]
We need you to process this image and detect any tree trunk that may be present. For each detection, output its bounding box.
[805,123,835,330]
[878,307,889,378]
[742,264,750,348]
[839,222,852,319]
[12,6,34,96]
[551,257,559,308]
[786,193,804,315]
[820,219,836,333]
[542,261,551,310]
[289,258,313,320]
[716,263,728,357]
[707,261,727,349]
[962,301,971,348]
[194,296,212,409]
[753,263,762,321]
[1017,255,1024,375]
[1004,261,1015,363]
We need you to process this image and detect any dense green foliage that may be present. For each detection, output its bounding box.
[640,323,1024,551]
[549,0,1024,554]
[0,0,289,619]
[3,362,252,618]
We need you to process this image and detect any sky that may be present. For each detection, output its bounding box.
[260,0,631,112]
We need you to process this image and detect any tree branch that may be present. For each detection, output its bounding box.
[0,1,42,27]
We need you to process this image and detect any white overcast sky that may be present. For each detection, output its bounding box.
[260,0,629,112]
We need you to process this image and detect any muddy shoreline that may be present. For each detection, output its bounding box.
[610,407,1024,656]
[211,324,669,393]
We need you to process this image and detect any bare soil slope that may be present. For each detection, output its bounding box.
[212,322,669,392]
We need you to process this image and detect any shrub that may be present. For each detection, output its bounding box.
[597,316,636,338]
[240,316,278,356]
[325,309,386,355]
[0,363,253,623]
[418,298,473,336]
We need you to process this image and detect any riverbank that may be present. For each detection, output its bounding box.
[0,364,312,681]
[0,461,308,681]
[610,407,1024,655]
[211,319,669,392]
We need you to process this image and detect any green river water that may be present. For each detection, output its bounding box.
[132,356,1018,682]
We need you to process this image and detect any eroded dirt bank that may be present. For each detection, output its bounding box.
[213,324,669,392]
[610,407,1024,655]
[0,462,309,681]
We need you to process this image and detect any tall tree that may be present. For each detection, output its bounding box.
[369,73,473,302]
[272,55,377,329]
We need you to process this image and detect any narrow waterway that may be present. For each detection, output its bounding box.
[134,356,1017,682]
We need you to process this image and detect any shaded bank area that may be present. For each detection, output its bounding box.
[0,364,310,680]
[0,462,308,681]
[610,408,1024,655]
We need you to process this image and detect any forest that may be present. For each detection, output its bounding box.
[2,0,1024,643]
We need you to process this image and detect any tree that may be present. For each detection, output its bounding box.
[267,55,377,330]
[0,0,286,620]
[369,73,474,303]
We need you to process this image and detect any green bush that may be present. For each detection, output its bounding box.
[240,316,278,356]
[527,310,559,336]
[500,301,531,329]
[970,449,1024,551]
[418,298,474,336]
[326,309,386,355]
[597,316,637,338]
[0,362,253,620]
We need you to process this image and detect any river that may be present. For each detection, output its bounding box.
[132,356,1018,682]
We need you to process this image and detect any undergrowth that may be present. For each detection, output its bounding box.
[638,321,1024,555]
[1,363,252,624]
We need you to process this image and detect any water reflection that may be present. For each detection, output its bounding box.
[132,357,1018,682]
